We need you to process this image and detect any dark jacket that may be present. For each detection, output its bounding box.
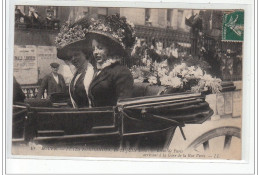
[70,70,90,108]
[37,73,66,99]
[88,62,134,107]
[70,62,133,108]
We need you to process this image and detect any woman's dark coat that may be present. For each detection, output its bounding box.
[89,62,133,107]
[71,62,133,107]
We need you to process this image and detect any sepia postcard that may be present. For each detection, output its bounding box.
[10,3,245,161]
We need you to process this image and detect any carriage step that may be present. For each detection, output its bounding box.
[37,130,65,137]
[91,126,116,133]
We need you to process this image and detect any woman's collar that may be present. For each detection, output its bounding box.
[97,58,120,70]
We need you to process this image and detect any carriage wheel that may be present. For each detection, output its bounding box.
[187,126,241,152]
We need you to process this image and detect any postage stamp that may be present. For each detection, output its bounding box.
[222,10,244,41]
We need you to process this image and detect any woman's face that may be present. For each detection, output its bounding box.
[92,39,108,65]
[67,50,87,69]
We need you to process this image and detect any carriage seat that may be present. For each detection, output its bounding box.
[24,98,53,107]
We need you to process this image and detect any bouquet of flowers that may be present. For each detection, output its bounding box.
[131,61,222,94]
[130,38,222,94]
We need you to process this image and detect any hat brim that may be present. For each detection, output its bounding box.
[57,39,92,60]
[85,31,127,57]
[57,31,127,61]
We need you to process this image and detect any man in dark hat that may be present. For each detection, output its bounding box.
[36,62,66,99]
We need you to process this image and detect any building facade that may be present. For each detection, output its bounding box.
[15,6,192,47]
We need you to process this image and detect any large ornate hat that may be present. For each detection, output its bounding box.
[55,14,136,60]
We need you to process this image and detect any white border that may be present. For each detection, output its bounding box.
[5,0,256,174]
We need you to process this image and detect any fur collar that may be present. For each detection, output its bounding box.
[97,58,120,70]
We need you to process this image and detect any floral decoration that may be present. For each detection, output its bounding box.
[131,62,222,93]
[55,14,136,50]
[55,23,87,48]
[131,56,222,94]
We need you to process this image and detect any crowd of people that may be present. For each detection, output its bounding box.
[131,38,190,63]
[15,7,60,30]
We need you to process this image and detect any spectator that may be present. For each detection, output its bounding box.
[36,63,67,99]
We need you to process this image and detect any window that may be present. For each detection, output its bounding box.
[46,6,57,18]
[97,7,108,18]
[167,9,173,27]
[83,7,89,17]
[145,8,152,26]
[177,10,183,30]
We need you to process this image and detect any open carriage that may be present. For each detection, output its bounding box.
[12,82,239,151]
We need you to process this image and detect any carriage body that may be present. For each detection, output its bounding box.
[12,88,214,150]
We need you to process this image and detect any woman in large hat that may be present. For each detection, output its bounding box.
[55,14,135,108]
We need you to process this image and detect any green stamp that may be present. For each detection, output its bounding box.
[222,11,244,41]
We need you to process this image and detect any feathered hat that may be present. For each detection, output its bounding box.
[55,14,136,60]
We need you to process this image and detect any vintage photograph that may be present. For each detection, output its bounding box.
[11,5,243,160]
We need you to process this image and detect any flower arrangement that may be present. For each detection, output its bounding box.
[131,62,222,93]
[131,54,222,94]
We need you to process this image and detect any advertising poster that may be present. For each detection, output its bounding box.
[13,46,38,85]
